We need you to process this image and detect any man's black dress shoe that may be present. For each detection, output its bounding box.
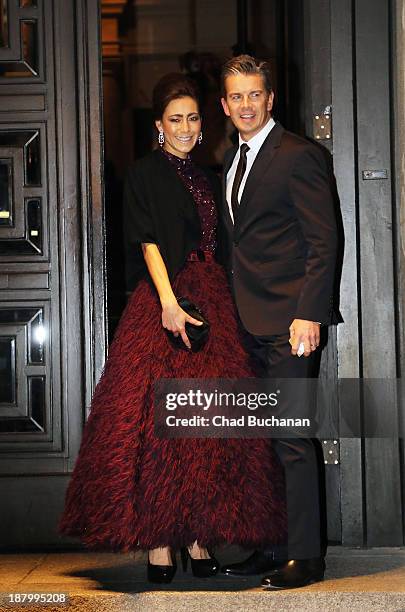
[261,558,325,589]
[221,551,286,576]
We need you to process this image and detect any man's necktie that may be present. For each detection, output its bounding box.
[231,143,250,221]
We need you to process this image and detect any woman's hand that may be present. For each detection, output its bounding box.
[141,244,202,349]
[161,300,203,349]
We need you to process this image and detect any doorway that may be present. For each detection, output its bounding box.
[99,0,344,547]
[100,0,296,336]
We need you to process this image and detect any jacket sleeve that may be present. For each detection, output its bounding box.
[123,164,158,247]
[289,144,338,324]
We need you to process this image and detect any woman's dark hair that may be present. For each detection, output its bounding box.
[152,73,201,120]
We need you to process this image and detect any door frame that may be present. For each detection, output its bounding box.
[75,0,107,431]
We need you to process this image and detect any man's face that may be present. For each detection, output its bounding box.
[221,73,274,141]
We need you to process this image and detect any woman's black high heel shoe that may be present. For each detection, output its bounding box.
[180,547,219,578]
[147,552,177,584]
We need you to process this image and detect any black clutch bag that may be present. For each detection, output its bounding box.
[168,296,210,352]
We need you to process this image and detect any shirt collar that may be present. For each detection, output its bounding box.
[238,117,276,154]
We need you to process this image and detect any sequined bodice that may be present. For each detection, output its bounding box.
[161,149,217,252]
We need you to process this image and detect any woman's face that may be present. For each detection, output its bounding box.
[156,96,201,158]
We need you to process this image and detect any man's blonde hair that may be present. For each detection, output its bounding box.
[221,55,273,96]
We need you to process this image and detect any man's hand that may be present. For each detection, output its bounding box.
[289,319,320,357]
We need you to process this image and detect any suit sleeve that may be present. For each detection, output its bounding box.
[289,144,338,324]
[122,164,158,247]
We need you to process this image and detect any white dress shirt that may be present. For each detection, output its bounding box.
[226,117,276,223]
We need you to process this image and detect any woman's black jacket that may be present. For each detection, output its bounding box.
[122,148,223,290]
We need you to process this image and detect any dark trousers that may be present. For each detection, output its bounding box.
[247,332,322,560]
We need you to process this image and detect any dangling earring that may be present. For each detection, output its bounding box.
[158,131,165,146]
[198,132,203,145]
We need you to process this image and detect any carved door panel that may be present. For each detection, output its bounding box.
[0,0,105,547]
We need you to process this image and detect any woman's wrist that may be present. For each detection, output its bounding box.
[160,294,177,309]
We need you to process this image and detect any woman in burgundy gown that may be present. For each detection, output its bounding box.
[59,73,285,583]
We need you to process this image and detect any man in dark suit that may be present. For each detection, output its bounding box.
[219,55,337,589]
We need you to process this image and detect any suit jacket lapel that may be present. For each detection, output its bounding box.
[234,122,284,234]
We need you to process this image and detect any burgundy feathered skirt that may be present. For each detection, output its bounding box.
[59,259,286,551]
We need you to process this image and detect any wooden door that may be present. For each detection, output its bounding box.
[0,0,105,548]
[288,0,404,546]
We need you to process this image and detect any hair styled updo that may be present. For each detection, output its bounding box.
[152,73,201,120]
